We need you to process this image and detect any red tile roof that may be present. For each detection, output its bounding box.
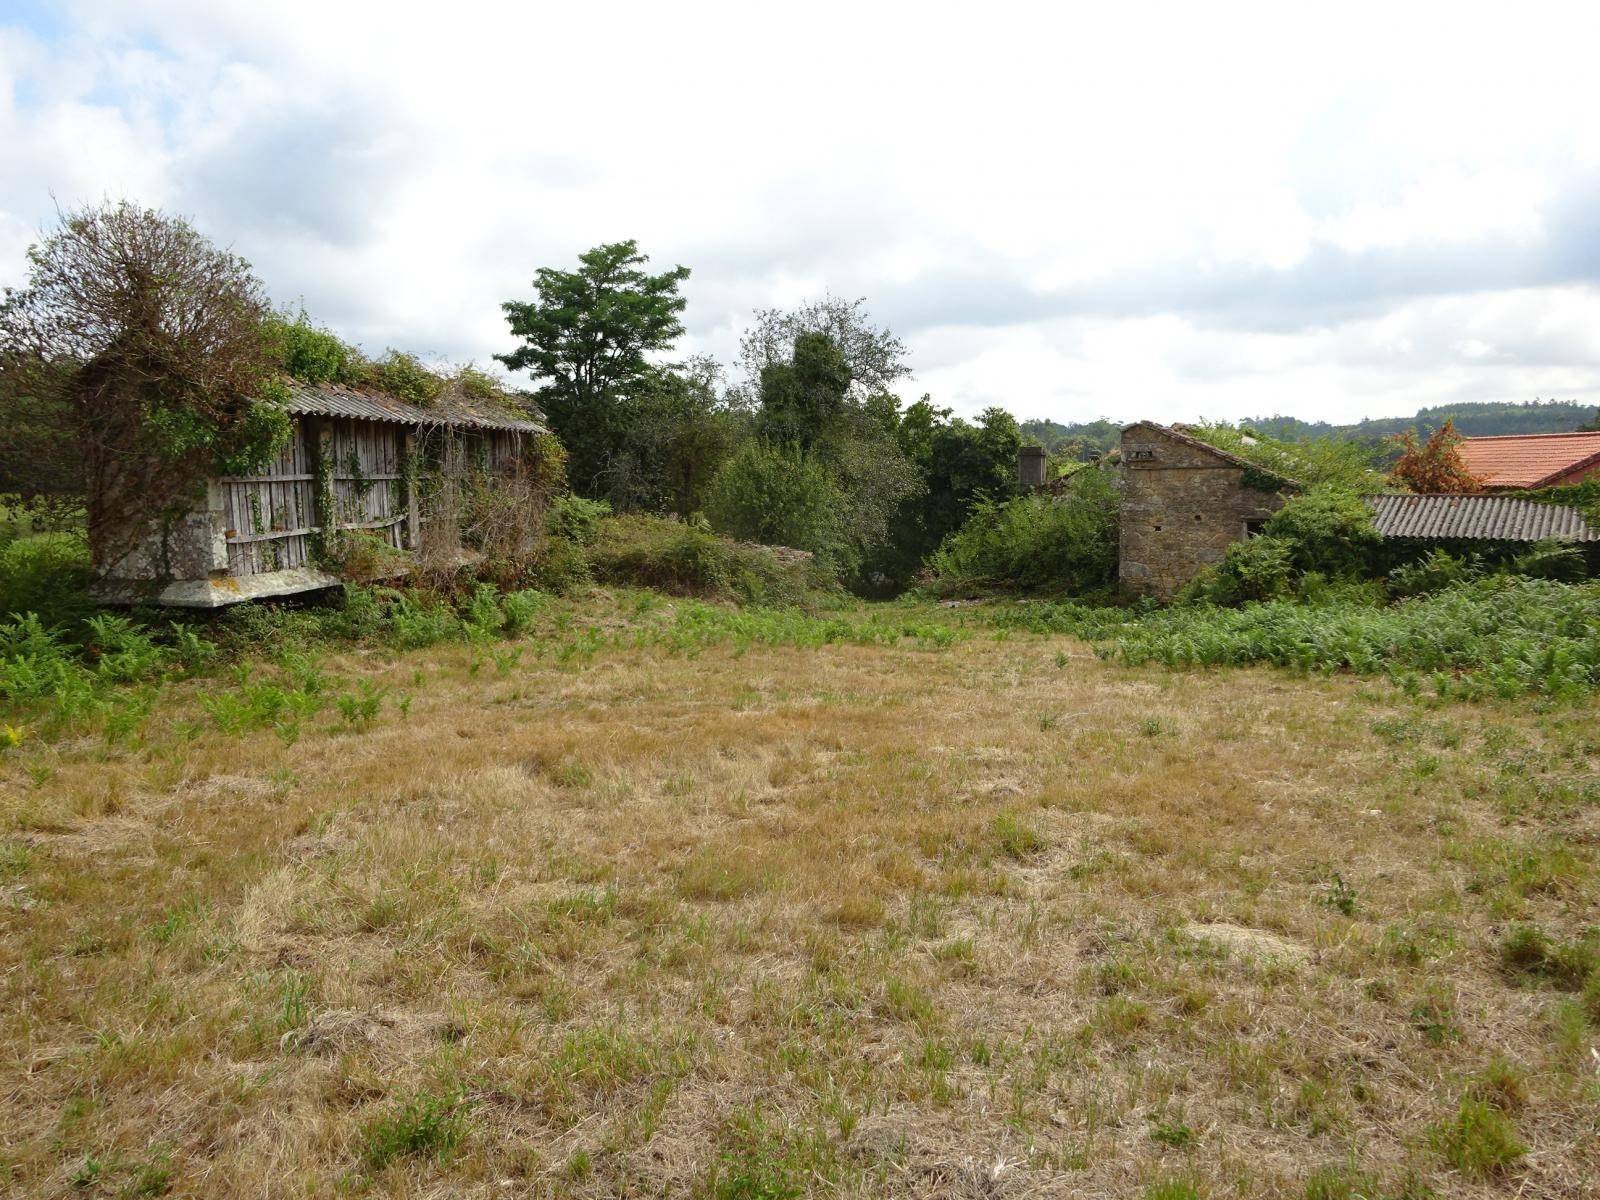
[1456,432,1600,489]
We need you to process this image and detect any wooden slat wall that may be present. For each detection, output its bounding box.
[220,418,409,577]
[222,424,316,576]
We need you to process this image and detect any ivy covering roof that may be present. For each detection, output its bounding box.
[279,380,546,434]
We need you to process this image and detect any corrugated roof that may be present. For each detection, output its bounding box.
[280,380,546,434]
[1456,431,1600,489]
[1363,493,1600,542]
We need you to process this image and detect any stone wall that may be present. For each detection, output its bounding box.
[1117,422,1287,599]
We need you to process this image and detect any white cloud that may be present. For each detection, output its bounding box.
[3,0,1600,424]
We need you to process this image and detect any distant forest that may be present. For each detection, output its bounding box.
[1022,399,1600,460]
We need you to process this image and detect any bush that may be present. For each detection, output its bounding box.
[999,575,1600,701]
[589,514,826,606]
[0,533,96,630]
[1262,491,1382,578]
[1507,538,1587,581]
[1387,548,1481,598]
[703,442,848,574]
[267,311,361,386]
[924,466,1119,596]
[545,494,611,546]
[1182,535,1294,606]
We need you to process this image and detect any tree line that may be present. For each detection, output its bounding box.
[0,210,1027,593]
[494,239,1024,591]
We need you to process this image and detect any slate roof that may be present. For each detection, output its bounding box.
[1456,431,1600,489]
[280,380,546,434]
[1364,493,1600,542]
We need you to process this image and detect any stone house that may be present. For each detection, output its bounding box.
[1116,421,1291,599]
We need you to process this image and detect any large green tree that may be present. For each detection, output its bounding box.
[707,316,921,588]
[596,356,745,515]
[737,295,909,402]
[880,400,1023,585]
[497,240,690,495]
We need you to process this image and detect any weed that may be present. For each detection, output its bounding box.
[1142,1180,1202,1200]
[1302,1161,1381,1200]
[703,1109,836,1200]
[1427,1095,1525,1176]
[679,851,764,901]
[357,1088,470,1170]
[1149,1117,1193,1148]
[1499,924,1596,988]
[334,680,387,730]
[1322,872,1358,917]
[990,812,1045,859]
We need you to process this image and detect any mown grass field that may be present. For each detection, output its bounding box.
[3,591,1598,1198]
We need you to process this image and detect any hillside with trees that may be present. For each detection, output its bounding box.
[1023,400,1598,461]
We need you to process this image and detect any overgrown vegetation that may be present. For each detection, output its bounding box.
[923,465,1119,596]
[0,202,291,575]
[993,575,1600,700]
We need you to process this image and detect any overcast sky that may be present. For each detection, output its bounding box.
[4,1,1600,426]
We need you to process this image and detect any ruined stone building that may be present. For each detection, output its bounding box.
[1115,422,1290,599]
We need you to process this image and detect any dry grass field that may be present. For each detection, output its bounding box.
[2,591,1598,1198]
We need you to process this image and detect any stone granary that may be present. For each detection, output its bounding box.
[1115,422,1292,599]
[93,380,550,607]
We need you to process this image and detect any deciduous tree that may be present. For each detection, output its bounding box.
[1388,421,1484,493]
[0,202,285,572]
[497,240,690,495]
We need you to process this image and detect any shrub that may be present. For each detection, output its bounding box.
[703,442,848,574]
[267,310,361,386]
[1389,421,1483,493]
[361,350,444,406]
[924,466,1119,596]
[1262,491,1382,578]
[526,534,594,595]
[1186,424,1386,492]
[545,494,611,546]
[1182,535,1294,606]
[0,533,95,629]
[589,514,824,606]
[998,576,1600,701]
[324,530,407,582]
[1507,538,1587,581]
[1387,549,1480,598]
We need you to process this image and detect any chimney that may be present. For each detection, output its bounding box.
[1018,445,1047,491]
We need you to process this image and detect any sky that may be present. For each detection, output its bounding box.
[3,1,1600,426]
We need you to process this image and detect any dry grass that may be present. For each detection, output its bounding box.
[3,592,1599,1198]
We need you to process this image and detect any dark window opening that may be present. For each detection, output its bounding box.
[1243,518,1268,537]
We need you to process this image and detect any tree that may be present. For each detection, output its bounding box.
[730,320,921,588]
[737,295,909,401]
[1388,420,1484,493]
[595,357,746,514]
[755,330,854,447]
[880,400,1023,586]
[497,240,690,495]
[0,201,285,572]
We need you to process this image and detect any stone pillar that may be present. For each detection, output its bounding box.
[1018,445,1048,491]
